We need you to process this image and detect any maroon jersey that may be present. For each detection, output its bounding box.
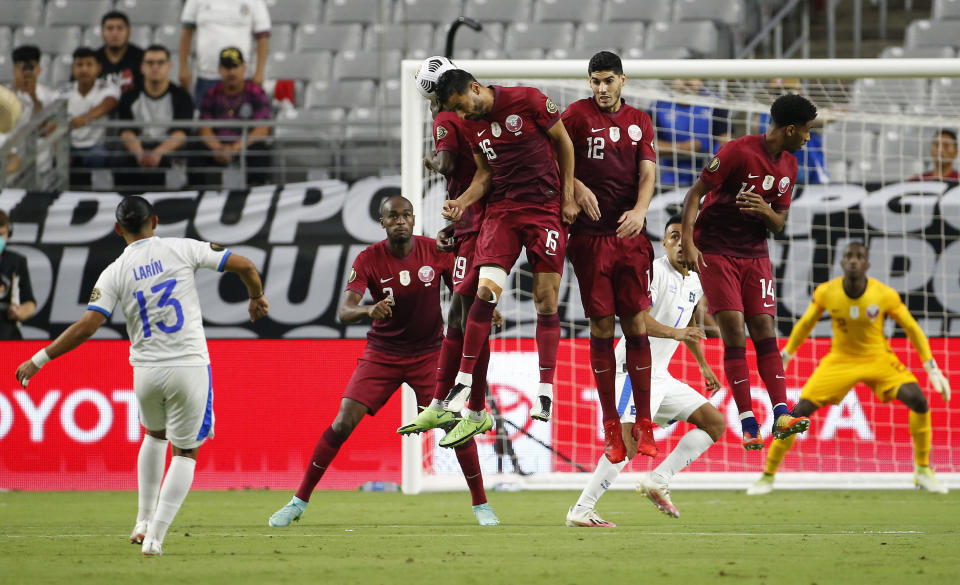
[345,236,453,356]
[562,97,657,236]
[433,111,484,236]
[910,169,959,183]
[694,133,797,258]
[468,85,563,204]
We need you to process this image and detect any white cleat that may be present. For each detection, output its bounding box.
[637,476,680,518]
[914,466,949,494]
[565,506,616,527]
[442,383,471,412]
[141,537,163,556]
[530,395,552,422]
[746,474,775,495]
[129,520,148,544]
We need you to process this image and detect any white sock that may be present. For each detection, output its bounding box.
[466,408,485,422]
[428,399,443,410]
[454,371,473,388]
[148,455,197,544]
[538,382,553,399]
[136,435,168,524]
[574,454,628,510]
[651,428,715,485]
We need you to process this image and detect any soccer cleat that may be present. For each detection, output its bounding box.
[747,473,775,495]
[914,466,949,494]
[530,394,552,422]
[637,476,680,518]
[268,498,306,527]
[438,412,494,448]
[397,405,455,435]
[632,417,658,458]
[472,503,500,526]
[141,537,162,556]
[603,418,626,463]
[742,430,764,450]
[443,383,471,412]
[772,413,810,440]
[565,506,616,527]
[129,520,148,545]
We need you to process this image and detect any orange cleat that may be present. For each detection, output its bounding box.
[742,430,764,450]
[603,418,626,463]
[632,417,658,458]
[773,414,811,439]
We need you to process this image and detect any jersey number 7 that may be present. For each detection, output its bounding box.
[133,278,184,338]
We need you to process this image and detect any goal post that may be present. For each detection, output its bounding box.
[400,58,960,494]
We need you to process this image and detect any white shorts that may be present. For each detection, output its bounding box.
[134,365,215,450]
[614,369,707,427]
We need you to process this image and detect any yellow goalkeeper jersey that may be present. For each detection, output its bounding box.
[784,277,933,361]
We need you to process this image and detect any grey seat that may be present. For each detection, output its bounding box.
[275,106,345,139]
[851,77,928,109]
[876,126,927,160]
[933,0,960,19]
[628,46,692,59]
[270,23,294,53]
[930,77,960,110]
[509,48,547,59]
[433,22,503,54]
[152,24,181,50]
[267,0,322,25]
[604,0,672,23]
[345,106,401,139]
[0,55,13,84]
[84,25,152,50]
[646,21,718,57]
[45,0,113,27]
[533,0,602,24]
[576,22,644,55]
[296,23,363,52]
[305,79,377,108]
[465,0,532,24]
[332,49,401,81]
[822,125,876,162]
[847,158,923,184]
[0,27,11,57]
[675,0,744,27]
[395,0,464,25]
[904,20,960,49]
[13,26,83,57]
[326,0,390,24]
[48,53,75,87]
[116,0,182,27]
[267,50,333,82]
[366,23,434,55]
[0,0,43,27]
[377,78,402,108]
[879,45,955,58]
[505,22,575,53]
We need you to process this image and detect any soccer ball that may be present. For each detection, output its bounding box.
[414,55,457,99]
[0,86,23,133]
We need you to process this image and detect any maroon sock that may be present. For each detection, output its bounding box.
[295,427,346,502]
[590,335,619,421]
[536,313,561,384]
[625,334,652,420]
[460,297,496,375]
[754,337,788,408]
[467,341,490,411]
[724,346,753,416]
[433,327,463,401]
[453,439,486,506]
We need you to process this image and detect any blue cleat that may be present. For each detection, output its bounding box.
[473,502,500,526]
[269,497,307,527]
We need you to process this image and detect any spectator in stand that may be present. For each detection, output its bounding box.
[652,79,733,189]
[115,45,194,189]
[95,11,144,94]
[178,0,271,105]
[910,130,959,184]
[196,47,271,186]
[0,210,37,340]
[64,47,120,187]
[0,46,59,172]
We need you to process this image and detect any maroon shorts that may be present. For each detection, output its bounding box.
[342,347,440,415]
[700,253,777,318]
[473,199,567,274]
[452,232,480,296]
[568,233,654,318]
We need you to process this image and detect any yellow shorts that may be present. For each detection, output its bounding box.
[800,350,918,407]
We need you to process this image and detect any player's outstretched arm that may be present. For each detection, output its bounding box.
[680,179,712,271]
[781,300,825,368]
[338,290,392,324]
[223,254,269,322]
[616,159,656,239]
[682,315,721,394]
[546,120,578,224]
[15,309,107,387]
[888,301,950,401]
[442,153,491,222]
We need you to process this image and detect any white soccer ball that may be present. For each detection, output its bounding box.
[414,55,457,99]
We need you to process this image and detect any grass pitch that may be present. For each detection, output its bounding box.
[1,489,956,585]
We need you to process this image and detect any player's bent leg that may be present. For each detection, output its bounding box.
[446,269,504,412]
[142,445,199,555]
[133,429,168,545]
[896,383,946,493]
[622,314,656,457]
[531,272,561,422]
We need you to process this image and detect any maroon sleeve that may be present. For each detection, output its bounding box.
[699,139,744,188]
[637,111,656,164]
[528,87,561,132]
[433,116,459,154]
[345,250,369,296]
[438,249,454,289]
[560,100,580,142]
[772,159,797,212]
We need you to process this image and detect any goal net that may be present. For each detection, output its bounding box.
[400,59,960,493]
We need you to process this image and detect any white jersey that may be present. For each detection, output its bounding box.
[181,0,272,80]
[61,79,120,148]
[87,236,231,367]
[615,255,703,378]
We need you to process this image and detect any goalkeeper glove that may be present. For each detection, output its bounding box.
[923,359,951,402]
[780,349,793,370]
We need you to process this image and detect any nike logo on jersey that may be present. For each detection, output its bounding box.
[776,375,785,379]
[380,277,394,283]
[540,367,551,371]
[593,368,610,374]
[311,462,325,470]
[634,365,651,371]
[591,127,605,133]
[763,302,775,307]
[748,173,759,178]
[477,129,486,136]
[733,379,748,385]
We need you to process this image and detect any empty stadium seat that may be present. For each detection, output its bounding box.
[0,27,11,57]
[0,55,13,84]
[847,158,924,184]
[326,0,389,24]
[377,78,401,108]
[332,49,401,81]
[152,24,180,50]
[305,79,377,109]
[509,48,547,59]
[533,0,602,24]
[433,22,503,55]
[14,26,83,58]
[933,0,960,19]
[822,125,876,162]
[275,106,345,139]
[879,46,956,58]
[675,0,744,27]
[629,47,693,59]
[297,23,363,52]
[603,0,672,23]
[345,106,401,139]
[267,0,322,25]
[505,22,575,54]
[48,53,74,87]
[904,20,960,49]
[646,21,718,57]
[0,0,43,28]
[395,0,464,25]
[117,0,182,27]
[876,126,927,160]
[267,51,333,82]
[930,77,960,110]
[270,23,294,53]
[366,23,434,55]
[45,0,113,27]
[575,22,645,55]
[465,0,532,24]
[852,77,928,109]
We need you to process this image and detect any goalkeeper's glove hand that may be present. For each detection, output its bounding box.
[780,349,793,370]
[924,359,951,402]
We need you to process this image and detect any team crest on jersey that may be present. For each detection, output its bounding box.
[348,268,356,283]
[491,122,502,137]
[708,157,720,172]
[762,175,775,190]
[628,124,642,141]
[545,98,558,114]
[849,305,860,319]
[505,114,522,133]
[210,243,224,251]
[436,125,447,141]
[89,288,101,302]
[609,127,620,142]
[418,265,436,285]
[867,304,880,319]
[778,176,791,194]
[400,270,411,286]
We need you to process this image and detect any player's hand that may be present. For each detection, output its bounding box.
[7,302,22,321]
[436,224,456,252]
[680,239,706,272]
[736,190,772,217]
[442,199,464,222]
[368,298,393,320]
[781,349,794,370]
[248,296,269,322]
[561,197,580,225]
[492,309,504,329]
[616,208,647,239]
[924,359,951,402]
[574,180,601,222]
[700,365,721,395]
[673,326,706,343]
[423,157,437,173]
[179,71,192,93]
[16,359,39,388]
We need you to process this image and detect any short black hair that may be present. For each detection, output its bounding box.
[12,45,40,64]
[72,47,98,61]
[769,93,817,129]
[144,44,170,58]
[843,240,868,256]
[435,69,477,107]
[101,10,130,27]
[665,215,683,232]
[588,51,623,76]
[379,195,413,217]
[116,196,155,233]
[936,129,958,144]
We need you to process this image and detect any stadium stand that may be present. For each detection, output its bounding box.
[296,24,364,53]
[603,0,672,23]
[44,0,113,28]
[116,0,183,27]
[13,26,82,58]
[464,0,532,25]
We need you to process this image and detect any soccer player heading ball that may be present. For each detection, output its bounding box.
[680,92,818,450]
